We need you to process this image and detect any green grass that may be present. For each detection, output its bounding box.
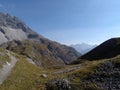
[0,53,66,90]
[0,55,45,90]
[68,60,106,80]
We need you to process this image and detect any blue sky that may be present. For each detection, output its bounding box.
[0,0,120,45]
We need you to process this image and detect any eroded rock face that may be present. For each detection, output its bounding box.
[0,13,44,44]
[46,79,71,90]
[0,27,28,44]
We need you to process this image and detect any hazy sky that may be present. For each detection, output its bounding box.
[0,0,120,45]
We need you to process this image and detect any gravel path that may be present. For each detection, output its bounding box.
[54,65,82,74]
[0,53,17,84]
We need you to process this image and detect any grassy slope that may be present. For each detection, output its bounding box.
[0,53,114,90]
[0,48,120,90]
[67,60,106,90]
[66,55,120,90]
[0,55,38,90]
[0,53,66,90]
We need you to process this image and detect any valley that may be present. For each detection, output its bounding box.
[0,13,119,90]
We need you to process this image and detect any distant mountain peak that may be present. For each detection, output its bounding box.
[71,43,97,55]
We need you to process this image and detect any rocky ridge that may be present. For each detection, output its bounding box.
[0,13,80,66]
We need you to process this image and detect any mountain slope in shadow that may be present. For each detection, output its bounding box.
[80,38,120,60]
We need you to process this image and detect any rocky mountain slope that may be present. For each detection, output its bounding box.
[1,40,80,67]
[0,13,80,66]
[0,13,42,44]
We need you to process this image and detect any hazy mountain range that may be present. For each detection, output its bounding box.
[71,43,97,54]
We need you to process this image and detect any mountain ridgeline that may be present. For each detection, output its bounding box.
[80,38,120,60]
[71,38,120,64]
[0,13,80,67]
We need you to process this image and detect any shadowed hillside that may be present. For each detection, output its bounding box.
[80,38,120,60]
